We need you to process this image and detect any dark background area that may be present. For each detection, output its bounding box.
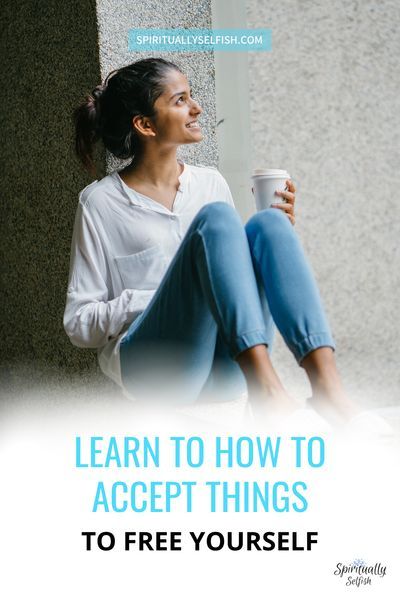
[0,0,108,389]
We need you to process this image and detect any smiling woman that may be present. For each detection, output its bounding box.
[74,58,202,177]
[65,57,357,425]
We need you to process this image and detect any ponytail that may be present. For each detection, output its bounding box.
[73,85,105,177]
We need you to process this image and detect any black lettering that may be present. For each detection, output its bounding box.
[139,532,154,551]
[170,532,182,551]
[247,532,262,550]
[262,532,276,550]
[81,531,96,551]
[125,532,136,550]
[190,531,205,551]
[207,532,224,551]
[226,531,243,551]
[292,532,304,551]
[98,531,115,551]
[277,532,290,550]
[307,531,318,550]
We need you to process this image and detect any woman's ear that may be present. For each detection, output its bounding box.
[132,115,156,138]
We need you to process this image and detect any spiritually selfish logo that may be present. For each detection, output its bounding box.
[333,559,387,587]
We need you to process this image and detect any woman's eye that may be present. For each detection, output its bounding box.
[177,91,194,105]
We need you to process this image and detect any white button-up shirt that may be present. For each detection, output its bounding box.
[63,161,235,387]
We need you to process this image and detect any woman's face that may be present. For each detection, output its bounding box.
[151,69,203,145]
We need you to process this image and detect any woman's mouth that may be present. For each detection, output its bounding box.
[186,120,201,129]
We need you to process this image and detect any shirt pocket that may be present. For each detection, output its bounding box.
[114,244,168,290]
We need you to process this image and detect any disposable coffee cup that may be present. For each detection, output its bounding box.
[251,168,291,212]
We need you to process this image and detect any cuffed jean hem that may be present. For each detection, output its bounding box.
[230,329,270,359]
[290,332,336,365]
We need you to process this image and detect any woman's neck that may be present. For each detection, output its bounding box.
[122,147,183,189]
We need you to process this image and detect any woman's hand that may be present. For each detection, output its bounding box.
[271,179,296,226]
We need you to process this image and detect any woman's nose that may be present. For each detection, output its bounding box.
[191,99,202,115]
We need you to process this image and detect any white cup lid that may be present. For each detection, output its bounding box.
[252,168,290,177]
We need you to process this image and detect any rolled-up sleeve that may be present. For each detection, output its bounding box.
[63,201,154,348]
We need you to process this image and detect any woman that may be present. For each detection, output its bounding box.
[64,57,356,422]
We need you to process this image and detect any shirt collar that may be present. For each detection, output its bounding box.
[113,160,190,214]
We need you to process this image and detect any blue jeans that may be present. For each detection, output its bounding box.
[120,202,335,403]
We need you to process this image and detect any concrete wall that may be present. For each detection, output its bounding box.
[1,0,217,393]
[1,0,103,390]
[96,0,216,173]
[246,0,400,404]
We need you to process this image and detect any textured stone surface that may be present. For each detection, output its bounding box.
[96,0,217,171]
[246,0,400,404]
[0,0,105,390]
[1,0,217,394]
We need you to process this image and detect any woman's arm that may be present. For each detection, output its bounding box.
[63,202,154,348]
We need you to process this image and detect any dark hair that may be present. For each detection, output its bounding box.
[73,57,183,176]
